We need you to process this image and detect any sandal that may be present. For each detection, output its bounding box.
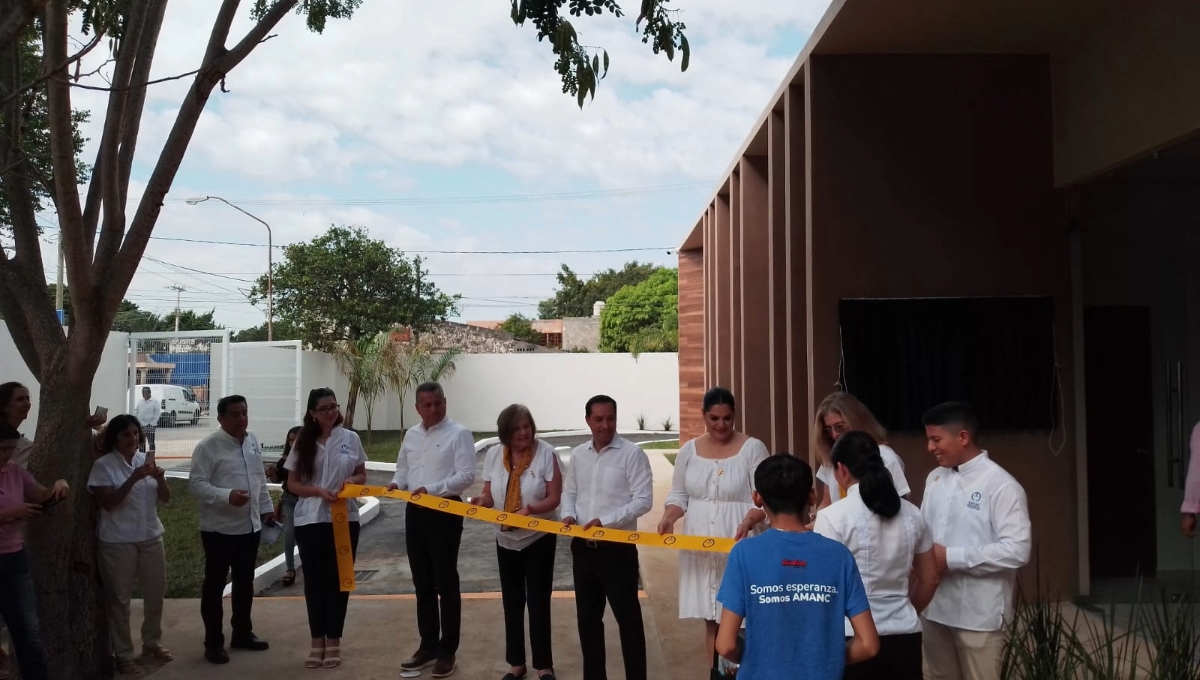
[142,646,173,661]
[306,648,324,669]
[282,570,296,586]
[322,646,341,668]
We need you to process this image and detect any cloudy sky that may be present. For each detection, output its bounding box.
[37,0,829,332]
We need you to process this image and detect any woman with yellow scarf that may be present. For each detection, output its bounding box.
[471,404,563,680]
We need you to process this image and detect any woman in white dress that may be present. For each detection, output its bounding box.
[656,387,770,661]
[811,392,910,518]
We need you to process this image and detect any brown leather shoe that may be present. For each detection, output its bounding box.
[400,649,437,671]
[432,656,456,678]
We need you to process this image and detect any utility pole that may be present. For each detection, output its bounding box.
[166,285,185,331]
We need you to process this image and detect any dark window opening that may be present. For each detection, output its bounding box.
[838,296,1058,432]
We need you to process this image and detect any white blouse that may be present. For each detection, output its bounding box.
[87,451,165,544]
[814,484,932,636]
[482,440,561,551]
[816,443,912,501]
[284,427,368,527]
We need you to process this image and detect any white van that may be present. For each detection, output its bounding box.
[129,384,202,427]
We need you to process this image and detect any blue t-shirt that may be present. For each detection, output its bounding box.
[717,529,870,680]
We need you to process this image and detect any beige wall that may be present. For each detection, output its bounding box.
[1053,0,1200,185]
[805,54,1075,596]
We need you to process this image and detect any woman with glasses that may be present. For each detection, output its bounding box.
[812,393,910,518]
[283,389,367,668]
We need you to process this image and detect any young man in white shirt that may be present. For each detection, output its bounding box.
[187,395,274,664]
[135,387,161,455]
[919,401,1031,680]
[387,382,476,678]
[561,395,654,680]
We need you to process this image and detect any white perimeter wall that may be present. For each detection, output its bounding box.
[309,352,680,434]
[1,322,129,434]
[1,321,680,438]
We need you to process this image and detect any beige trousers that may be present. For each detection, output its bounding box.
[922,618,1006,680]
[98,537,167,661]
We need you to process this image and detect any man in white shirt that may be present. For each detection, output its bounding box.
[561,395,654,680]
[919,401,1031,680]
[387,382,476,678]
[187,395,274,664]
[135,387,161,455]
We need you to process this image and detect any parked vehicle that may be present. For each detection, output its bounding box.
[129,384,202,427]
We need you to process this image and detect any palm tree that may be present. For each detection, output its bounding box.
[385,341,463,430]
[332,332,396,447]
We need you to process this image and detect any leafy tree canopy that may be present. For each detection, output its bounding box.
[250,225,459,352]
[599,266,677,352]
[0,284,222,332]
[498,313,543,344]
[538,260,658,319]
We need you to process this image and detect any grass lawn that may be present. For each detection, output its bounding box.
[160,478,282,598]
[355,429,498,463]
[641,439,679,450]
[665,454,677,465]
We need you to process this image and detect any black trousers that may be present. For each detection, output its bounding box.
[296,521,360,639]
[406,501,463,659]
[843,631,923,680]
[571,539,646,680]
[200,530,260,646]
[497,533,557,669]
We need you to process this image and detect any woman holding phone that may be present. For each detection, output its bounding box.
[271,426,302,587]
[87,415,172,672]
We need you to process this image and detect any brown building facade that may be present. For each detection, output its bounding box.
[677,0,1200,602]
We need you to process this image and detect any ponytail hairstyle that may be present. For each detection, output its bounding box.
[294,388,341,482]
[830,430,901,519]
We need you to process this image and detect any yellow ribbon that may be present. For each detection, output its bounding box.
[330,484,737,592]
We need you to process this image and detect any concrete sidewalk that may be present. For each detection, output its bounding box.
[118,450,704,680]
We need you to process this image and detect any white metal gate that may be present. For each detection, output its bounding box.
[227,340,303,454]
[127,330,231,470]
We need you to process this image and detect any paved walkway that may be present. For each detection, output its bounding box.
[119,449,709,680]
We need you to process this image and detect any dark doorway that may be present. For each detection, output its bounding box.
[1085,306,1157,578]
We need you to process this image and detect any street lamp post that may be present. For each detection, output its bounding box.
[185,196,273,341]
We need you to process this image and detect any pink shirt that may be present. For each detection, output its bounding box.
[0,462,38,554]
[1182,423,1200,514]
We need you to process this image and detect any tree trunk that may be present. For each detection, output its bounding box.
[343,380,360,429]
[26,375,111,680]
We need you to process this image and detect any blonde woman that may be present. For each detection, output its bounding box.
[812,393,910,516]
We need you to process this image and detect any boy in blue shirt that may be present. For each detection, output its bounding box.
[716,454,879,679]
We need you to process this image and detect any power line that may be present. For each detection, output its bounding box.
[164,182,712,207]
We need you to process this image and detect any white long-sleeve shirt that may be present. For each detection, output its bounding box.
[391,418,476,498]
[135,398,161,429]
[188,428,273,535]
[920,451,1031,632]
[561,436,654,531]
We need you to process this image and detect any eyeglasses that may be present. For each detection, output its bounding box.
[314,404,340,413]
[822,422,849,437]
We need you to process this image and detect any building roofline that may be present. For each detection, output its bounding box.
[677,0,850,251]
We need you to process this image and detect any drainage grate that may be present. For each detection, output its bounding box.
[354,570,378,582]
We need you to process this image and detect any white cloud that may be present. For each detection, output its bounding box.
[42,0,830,329]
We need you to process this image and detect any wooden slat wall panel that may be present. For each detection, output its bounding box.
[677,249,705,444]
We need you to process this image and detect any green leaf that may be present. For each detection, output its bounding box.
[680,34,690,72]
[592,54,599,75]
[662,24,675,61]
[602,50,610,78]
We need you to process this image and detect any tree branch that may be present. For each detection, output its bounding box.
[90,0,151,280]
[66,66,199,92]
[41,0,91,300]
[0,0,47,54]
[213,0,297,73]
[0,30,104,105]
